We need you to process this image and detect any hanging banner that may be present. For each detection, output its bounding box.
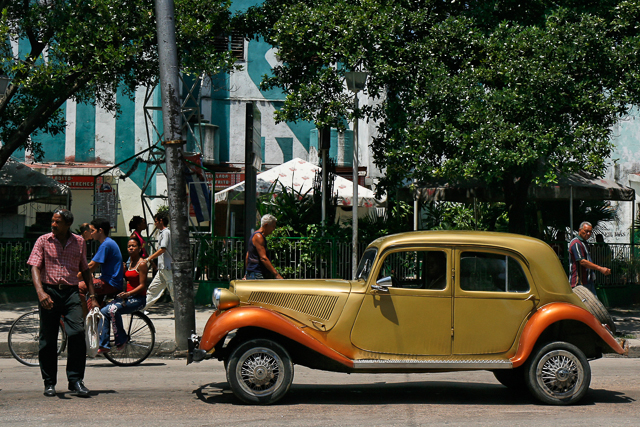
[183,153,212,223]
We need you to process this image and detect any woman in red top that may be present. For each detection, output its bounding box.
[98,238,148,354]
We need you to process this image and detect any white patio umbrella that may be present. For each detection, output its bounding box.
[214,158,383,207]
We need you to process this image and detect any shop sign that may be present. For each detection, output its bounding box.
[51,175,95,189]
[214,173,245,189]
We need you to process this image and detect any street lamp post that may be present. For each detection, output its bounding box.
[345,71,368,280]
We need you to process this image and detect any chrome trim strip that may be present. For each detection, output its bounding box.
[353,359,513,370]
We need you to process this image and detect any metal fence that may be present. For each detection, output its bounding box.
[193,237,364,281]
[0,240,34,284]
[591,243,640,287]
[4,237,638,287]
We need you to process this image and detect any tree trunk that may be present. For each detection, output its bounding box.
[503,175,533,235]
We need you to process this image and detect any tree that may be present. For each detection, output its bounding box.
[245,0,640,234]
[0,0,239,169]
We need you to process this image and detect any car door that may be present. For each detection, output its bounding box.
[452,249,535,355]
[350,247,453,356]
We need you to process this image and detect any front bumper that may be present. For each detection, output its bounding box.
[187,333,212,365]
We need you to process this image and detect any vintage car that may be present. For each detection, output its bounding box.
[188,231,625,405]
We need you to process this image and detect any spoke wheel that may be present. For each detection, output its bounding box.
[8,310,67,367]
[526,341,590,405]
[227,339,293,405]
[104,312,155,366]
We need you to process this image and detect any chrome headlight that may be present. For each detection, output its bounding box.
[212,288,222,310]
[212,288,239,311]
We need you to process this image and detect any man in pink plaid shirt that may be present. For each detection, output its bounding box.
[28,209,96,398]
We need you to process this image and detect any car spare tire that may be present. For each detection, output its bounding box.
[572,285,616,333]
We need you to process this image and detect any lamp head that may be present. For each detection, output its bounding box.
[345,71,368,93]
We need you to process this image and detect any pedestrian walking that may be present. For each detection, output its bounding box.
[27,209,96,397]
[78,223,92,242]
[244,214,283,280]
[144,211,173,310]
[569,221,611,296]
[129,215,149,258]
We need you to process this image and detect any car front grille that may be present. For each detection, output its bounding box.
[247,292,339,321]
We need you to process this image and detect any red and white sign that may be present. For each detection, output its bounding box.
[214,173,245,189]
[51,176,95,189]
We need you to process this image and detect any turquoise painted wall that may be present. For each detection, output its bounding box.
[35,103,66,162]
[74,102,95,162]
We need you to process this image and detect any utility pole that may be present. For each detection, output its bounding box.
[155,0,195,351]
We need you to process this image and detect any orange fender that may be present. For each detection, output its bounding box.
[200,306,354,368]
[511,302,624,368]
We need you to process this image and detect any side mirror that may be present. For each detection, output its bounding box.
[372,276,393,292]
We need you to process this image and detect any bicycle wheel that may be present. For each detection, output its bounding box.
[104,311,155,366]
[8,310,67,367]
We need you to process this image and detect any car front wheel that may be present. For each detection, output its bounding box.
[525,341,591,405]
[226,338,294,405]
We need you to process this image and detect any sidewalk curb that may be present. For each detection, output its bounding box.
[624,339,640,358]
[0,340,187,360]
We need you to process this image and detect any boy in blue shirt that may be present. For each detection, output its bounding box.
[78,218,123,310]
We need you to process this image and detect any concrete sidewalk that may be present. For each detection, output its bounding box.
[1,301,640,359]
[0,301,215,359]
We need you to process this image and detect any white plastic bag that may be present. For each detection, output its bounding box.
[85,307,104,358]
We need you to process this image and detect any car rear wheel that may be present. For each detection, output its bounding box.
[525,341,591,405]
[226,338,294,405]
[572,285,616,333]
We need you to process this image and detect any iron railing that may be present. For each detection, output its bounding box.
[3,237,638,287]
[0,240,34,284]
[193,237,365,281]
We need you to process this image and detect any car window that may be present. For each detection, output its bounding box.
[460,251,529,293]
[379,250,447,290]
[356,248,378,281]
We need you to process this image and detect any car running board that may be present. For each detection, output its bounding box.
[353,359,513,370]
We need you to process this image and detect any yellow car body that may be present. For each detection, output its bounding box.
[189,231,624,405]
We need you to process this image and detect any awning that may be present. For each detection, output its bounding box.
[415,171,635,202]
[215,158,384,207]
[0,158,71,208]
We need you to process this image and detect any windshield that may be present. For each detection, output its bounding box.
[355,248,378,281]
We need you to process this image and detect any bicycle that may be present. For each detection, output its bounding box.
[8,309,156,367]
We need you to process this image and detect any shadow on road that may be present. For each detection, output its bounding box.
[89,362,167,368]
[193,381,635,406]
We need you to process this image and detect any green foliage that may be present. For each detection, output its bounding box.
[0,0,238,168]
[196,238,244,281]
[156,205,170,216]
[257,180,317,236]
[0,243,31,283]
[421,201,508,232]
[246,0,640,234]
[418,199,616,239]
[358,200,413,243]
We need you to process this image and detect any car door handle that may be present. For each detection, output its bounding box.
[525,294,539,307]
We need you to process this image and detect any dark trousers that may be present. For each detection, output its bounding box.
[39,286,86,386]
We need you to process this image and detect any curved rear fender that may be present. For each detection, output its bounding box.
[511,302,624,368]
[200,306,354,369]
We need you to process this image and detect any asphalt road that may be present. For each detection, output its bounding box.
[1,356,639,426]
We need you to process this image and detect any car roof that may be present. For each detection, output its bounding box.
[369,230,548,256]
[367,230,573,299]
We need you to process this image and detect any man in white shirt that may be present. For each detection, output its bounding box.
[144,212,173,310]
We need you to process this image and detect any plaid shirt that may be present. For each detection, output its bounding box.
[568,237,594,288]
[27,232,89,286]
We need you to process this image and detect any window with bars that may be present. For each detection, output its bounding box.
[213,32,246,61]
